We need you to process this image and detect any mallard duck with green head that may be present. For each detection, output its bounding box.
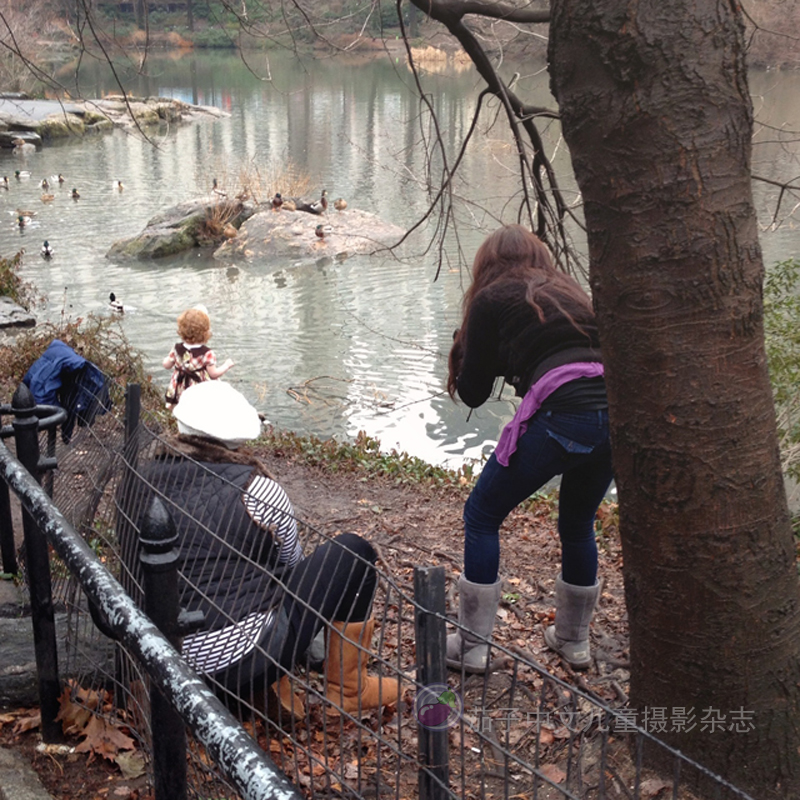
[315,223,333,240]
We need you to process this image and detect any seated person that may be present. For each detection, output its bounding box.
[126,387,397,717]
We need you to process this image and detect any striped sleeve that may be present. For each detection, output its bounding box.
[242,476,303,567]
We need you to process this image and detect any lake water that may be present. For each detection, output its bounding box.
[0,50,797,470]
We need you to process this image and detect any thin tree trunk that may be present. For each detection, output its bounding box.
[135,0,146,31]
[549,1,800,796]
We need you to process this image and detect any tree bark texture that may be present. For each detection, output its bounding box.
[549,1,800,796]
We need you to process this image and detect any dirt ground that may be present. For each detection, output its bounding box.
[0,442,630,800]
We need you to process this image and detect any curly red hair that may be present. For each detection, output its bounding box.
[177,308,211,345]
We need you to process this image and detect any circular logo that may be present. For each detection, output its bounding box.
[413,683,463,730]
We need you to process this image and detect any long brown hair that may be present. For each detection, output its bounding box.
[448,225,594,398]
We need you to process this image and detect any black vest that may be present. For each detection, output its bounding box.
[137,460,289,632]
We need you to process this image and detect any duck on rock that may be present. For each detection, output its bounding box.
[298,189,328,215]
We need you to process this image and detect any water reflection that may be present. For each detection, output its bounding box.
[0,51,797,470]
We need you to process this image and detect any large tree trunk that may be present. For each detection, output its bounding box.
[549,1,800,796]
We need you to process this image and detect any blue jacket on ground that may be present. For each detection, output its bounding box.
[23,340,111,442]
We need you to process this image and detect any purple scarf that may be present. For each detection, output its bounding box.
[495,362,605,467]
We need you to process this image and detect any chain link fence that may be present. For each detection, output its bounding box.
[0,382,755,800]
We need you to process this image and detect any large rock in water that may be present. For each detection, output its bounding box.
[214,206,405,262]
[0,297,35,344]
[107,197,258,259]
[0,95,226,148]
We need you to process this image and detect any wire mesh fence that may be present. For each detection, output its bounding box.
[0,381,756,800]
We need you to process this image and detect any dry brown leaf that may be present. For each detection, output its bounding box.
[540,763,566,784]
[640,777,672,798]
[13,711,41,734]
[343,760,360,780]
[116,750,147,780]
[538,727,555,746]
[74,716,136,762]
[56,681,108,736]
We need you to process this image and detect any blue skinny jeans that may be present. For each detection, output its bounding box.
[463,409,613,587]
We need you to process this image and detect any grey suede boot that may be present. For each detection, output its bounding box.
[544,575,601,670]
[446,575,502,674]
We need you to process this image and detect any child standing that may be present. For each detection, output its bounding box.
[163,307,235,407]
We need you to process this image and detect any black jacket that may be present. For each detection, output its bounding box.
[457,277,602,408]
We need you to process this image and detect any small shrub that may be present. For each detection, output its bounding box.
[0,251,38,310]
[192,28,237,48]
[764,257,800,482]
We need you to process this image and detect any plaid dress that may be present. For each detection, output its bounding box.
[165,342,217,405]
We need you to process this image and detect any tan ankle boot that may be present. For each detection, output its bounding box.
[325,619,399,714]
[269,674,305,719]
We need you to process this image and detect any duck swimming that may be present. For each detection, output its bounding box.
[41,240,54,258]
[14,170,30,180]
[71,188,80,200]
[1,177,8,190]
[40,178,49,190]
[41,193,55,203]
[109,292,124,313]
[12,139,35,155]
[116,180,124,191]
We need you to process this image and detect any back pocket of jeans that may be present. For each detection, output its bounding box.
[546,430,594,454]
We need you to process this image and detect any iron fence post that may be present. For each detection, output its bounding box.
[12,382,62,743]
[414,565,450,800]
[115,384,142,709]
[139,494,188,800]
[119,383,141,596]
[0,402,18,577]
[0,463,16,575]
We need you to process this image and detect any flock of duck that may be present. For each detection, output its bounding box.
[267,187,347,242]
[6,171,345,314]
[4,167,127,313]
